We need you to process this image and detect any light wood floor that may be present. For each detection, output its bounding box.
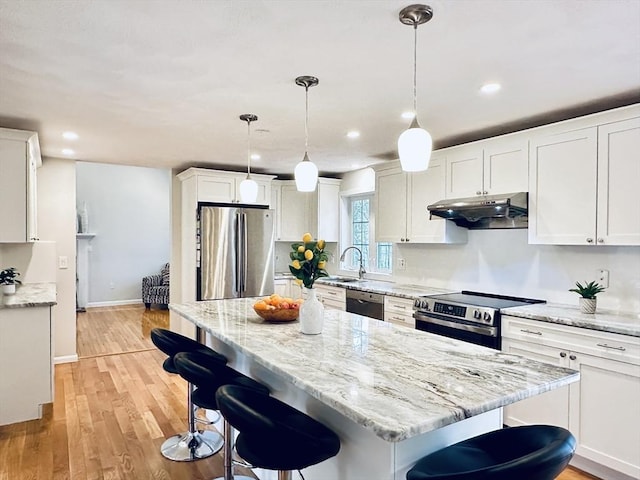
[0,305,600,480]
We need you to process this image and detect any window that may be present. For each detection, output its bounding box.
[345,195,392,273]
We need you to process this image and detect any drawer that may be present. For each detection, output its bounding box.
[385,311,415,328]
[320,297,346,311]
[315,285,346,302]
[502,315,640,366]
[384,295,415,315]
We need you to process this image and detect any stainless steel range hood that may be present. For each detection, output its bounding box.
[427,192,528,229]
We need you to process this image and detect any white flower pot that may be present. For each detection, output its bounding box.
[579,297,597,314]
[299,287,324,335]
[2,284,16,296]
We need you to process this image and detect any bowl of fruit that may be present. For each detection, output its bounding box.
[253,294,304,322]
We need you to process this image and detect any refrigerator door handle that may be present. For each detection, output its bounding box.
[240,212,248,293]
[234,212,241,294]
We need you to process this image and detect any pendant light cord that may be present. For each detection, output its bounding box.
[304,85,309,154]
[413,23,418,115]
[246,119,252,176]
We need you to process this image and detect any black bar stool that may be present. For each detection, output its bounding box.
[406,424,576,480]
[150,328,227,461]
[216,384,341,480]
[174,351,270,480]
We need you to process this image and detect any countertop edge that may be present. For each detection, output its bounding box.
[0,283,57,309]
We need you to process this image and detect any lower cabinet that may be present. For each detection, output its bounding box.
[274,279,289,297]
[384,295,415,328]
[314,284,346,311]
[0,306,53,425]
[502,316,640,479]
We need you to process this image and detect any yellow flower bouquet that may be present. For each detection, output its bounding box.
[289,232,329,289]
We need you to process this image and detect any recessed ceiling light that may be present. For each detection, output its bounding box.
[61,148,75,156]
[250,153,261,161]
[62,131,79,140]
[347,131,360,139]
[401,111,415,120]
[480,83,501,94]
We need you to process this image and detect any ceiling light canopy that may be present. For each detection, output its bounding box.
[347,131,360,139]
[62,131,78,140]
[61,148,75,156]
[239,114,259,204]
[294,75,319,192]
[397,4,433,173]
[480,82,502,94]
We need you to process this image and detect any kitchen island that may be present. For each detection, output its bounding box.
[170,298,579,480]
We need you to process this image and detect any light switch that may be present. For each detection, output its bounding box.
[58,256,68,269]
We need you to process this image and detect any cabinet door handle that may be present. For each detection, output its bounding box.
[483,190,488,195]
[586,238,594,243]
[406,238,410,242]
[560,352,567,358]
[597,238,604,244]
[569,354,577,361]
[476,191,482,195]
[520,329,542,335]
[400,238,405,242]
[596,343,626,352]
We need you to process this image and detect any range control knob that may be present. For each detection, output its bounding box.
[483,312,492,322]
[473,310,481,319]
[421,300,430,310]
[414,299,421,308]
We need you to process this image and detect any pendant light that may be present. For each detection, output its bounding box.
[239,114,259,203]
[398,4,434,172]
[294,75,319,192]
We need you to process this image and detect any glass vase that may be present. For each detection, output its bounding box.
[299,287,324,334]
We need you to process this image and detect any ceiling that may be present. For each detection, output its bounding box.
[1,0,639,177]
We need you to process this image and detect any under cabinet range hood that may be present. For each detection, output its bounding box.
[427,192,529,229]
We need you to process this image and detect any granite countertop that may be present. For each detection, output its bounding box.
[170,298,578,442]
[0,283,57,309]
[502,303,640,338]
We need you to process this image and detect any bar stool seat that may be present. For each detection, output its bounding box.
[216,384,341,478]
[406,425,576,480]
[150,328,227,462]
[174,351,270,480]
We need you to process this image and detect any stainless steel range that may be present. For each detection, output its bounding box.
[413,291,545,350]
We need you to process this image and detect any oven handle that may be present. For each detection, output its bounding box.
[414,312,497,337]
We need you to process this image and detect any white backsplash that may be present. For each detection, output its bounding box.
[392,229,640,314]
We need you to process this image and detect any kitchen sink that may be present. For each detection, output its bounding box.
[327,276,361,283]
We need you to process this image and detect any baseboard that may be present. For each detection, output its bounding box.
[571,454,635,480]
[86,298,142,308]
[54,354,78,364]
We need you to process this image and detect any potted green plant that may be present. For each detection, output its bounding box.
[569,280,606,314]
[0,267,22,296]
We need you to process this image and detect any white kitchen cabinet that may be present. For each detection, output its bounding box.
[315,284,346,310]
[444,136,528,199]
[528,115,640,246]
[375,160,467,244]
[289,279,303,300]
[502,315,640,479]
[0,128,41,243]
[274,279,289,298]
[273,178,341,242]
[0,306,53,425]
[178,167,275,205]
[383,295,415,328]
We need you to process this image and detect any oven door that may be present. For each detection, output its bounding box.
[414,312,501,350]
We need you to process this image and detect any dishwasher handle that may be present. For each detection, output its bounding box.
[345,289,384,304]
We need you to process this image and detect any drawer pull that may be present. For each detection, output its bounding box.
[596,343,626,352]
[560,352,567,358]
[569,354,577,361]
[520,329,542,335]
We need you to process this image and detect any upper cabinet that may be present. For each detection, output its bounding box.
[528,112,640,246]
[445,135,529,198]
[0,128,41,243]
[273,178,341,242]
[178,167,275,206]
[375,158,467,244]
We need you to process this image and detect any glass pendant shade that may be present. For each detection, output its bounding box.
[398,117,432,172]
[239,176,259,203]
[295,152,319,192]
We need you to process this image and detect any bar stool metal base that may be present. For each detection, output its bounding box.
[160,429,224,462]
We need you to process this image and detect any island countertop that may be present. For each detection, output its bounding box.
[170,298,579,442]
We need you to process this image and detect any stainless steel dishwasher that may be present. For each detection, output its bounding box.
[345,289,384,320]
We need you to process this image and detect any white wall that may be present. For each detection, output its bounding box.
[76,162,171,305]
[37,158,77,361]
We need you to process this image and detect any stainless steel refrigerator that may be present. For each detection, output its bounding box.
[197,203,274,301]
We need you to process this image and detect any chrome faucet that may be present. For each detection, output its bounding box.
[339,246,366,280]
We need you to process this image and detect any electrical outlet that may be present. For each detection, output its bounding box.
[398,258,406,270]
[58,256,68,269]
[597,269,610,288]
